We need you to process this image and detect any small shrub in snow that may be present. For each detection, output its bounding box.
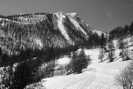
[70,50,89,73]
[36,60,55,78]
[115,61,133,89]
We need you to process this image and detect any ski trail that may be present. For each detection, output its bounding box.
[45,61,130,89]
[45,68,96,89]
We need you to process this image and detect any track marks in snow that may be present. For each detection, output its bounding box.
[45,61,130,89]
[45,69,96,89]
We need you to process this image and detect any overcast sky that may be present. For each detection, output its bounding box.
[0,0,133,32]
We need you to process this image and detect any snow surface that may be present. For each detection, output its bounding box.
[113,49,122,61]
[112,39,119,48]
[83,48,102,63]
[43,60,130,89]
[56,56,71,65]
[75,48,110,63]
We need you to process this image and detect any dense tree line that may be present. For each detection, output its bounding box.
[87,32,107,48]
[109,22,133,40]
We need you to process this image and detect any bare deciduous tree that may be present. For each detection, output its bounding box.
[116,61,133,89]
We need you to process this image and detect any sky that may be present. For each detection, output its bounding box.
[0,0,133,32]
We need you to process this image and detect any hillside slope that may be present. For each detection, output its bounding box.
[25,60,131,89]
[0,12,92,89]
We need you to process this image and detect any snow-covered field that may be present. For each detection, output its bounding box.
[42,60,130,89]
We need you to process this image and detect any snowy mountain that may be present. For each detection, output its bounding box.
[0,12,91,56]
[0,12,132,89]
[0,12,99,89]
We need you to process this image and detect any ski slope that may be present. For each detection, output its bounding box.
[43,60,130,89]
